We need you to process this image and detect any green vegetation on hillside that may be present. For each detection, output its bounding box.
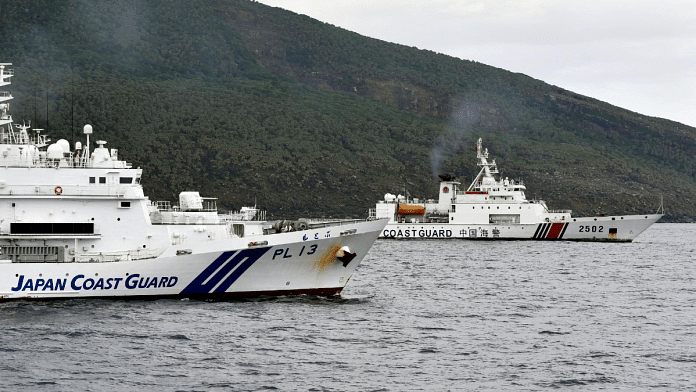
[1,0,694,220]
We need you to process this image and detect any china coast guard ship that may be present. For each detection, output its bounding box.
[372,138,662,241]
[0,64,388,301]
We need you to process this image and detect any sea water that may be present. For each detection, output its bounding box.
[1,223,694,391]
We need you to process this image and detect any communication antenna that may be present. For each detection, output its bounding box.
[46,76,49,131]
[44,69,49,129]
[71,64,74,148]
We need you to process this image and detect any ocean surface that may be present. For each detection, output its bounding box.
[1,223,695,391]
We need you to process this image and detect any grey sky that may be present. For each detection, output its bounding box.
[256,0,696,127]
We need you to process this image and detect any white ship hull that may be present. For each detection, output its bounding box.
[380,214,661,241]
[1,219,387,301]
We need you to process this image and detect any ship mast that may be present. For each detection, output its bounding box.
[0,63,15,142]
[467,138,499,191]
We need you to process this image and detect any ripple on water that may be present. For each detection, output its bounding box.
[1,224,694,391]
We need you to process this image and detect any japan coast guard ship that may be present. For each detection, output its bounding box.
[0,64,387,301]
[372,138,662,241]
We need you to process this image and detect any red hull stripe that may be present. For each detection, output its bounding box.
[559,222,569,238]
[533,222,569,240]
[546,223,566,239]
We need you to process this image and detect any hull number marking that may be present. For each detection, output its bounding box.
[273,245,317,260]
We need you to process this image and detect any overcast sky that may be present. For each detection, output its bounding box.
[256,0,696,128]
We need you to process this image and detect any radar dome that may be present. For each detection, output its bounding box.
[56,139,70,153]
[83,124,93,134]
[46,144,64,159]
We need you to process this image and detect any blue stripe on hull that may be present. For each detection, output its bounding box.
[180,247,271,295]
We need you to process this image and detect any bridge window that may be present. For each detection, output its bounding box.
[11,222,95,235]
[119,177,133,184]
[89,177,95,184]
[99,177,106,184]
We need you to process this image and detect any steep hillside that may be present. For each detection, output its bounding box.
[0,0,694,220]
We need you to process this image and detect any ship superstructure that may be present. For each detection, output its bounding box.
[0,64,387,300]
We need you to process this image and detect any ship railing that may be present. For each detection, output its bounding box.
[0,185,129,197]
[548,210,572,214]
[0,153,132,169]
[302,219,369,229]
[150,212,224,225]
[155,201,172,211]
[219,210,267,222]
[154,200,217,213]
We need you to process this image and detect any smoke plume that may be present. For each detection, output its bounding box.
[429,98,482,178]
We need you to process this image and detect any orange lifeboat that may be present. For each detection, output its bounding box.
[398,204,425,215]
